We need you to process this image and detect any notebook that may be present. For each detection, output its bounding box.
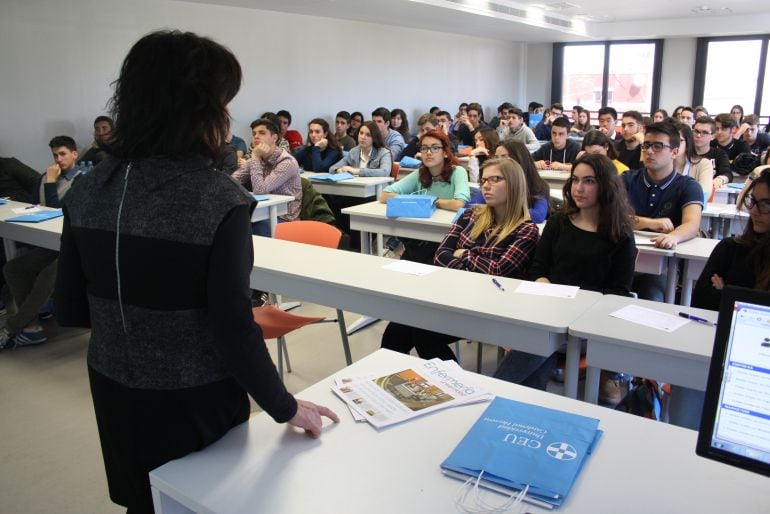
[696,286,770,477]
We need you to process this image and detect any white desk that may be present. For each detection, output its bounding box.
[0,200,64,258]
[150,350,769,514]
[302,172,393,198]
[676,237,720,307]
[250,194,293,235]
[569,295,717,404]
[538,169,571,190]
[250,237,602,399]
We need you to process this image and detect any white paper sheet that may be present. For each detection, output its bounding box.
[382,260,438,276]
[12,206,40,214]
[514,281,579,299]
[609,304,690,332]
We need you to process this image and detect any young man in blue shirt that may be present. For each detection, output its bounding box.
[371,107,406,161]
[622,122,703,301]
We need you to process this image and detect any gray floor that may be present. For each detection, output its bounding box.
[0,301,505,513]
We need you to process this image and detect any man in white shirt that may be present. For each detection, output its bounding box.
[496,107,540,152]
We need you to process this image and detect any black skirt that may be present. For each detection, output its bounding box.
[88,366,250,513]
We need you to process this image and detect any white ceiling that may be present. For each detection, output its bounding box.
[185,0,770,42]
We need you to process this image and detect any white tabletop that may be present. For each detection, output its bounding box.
[250,194,292,223]
[302,172,393,198]
[0,199,64,256]
[569,294,717,392]
[343,200,457,245]
[150,350,770,514]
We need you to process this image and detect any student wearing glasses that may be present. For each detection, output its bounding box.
[381,157,538,361]
[380,130,470,262]
[495,154,636,391]
[622,122,703,301]
[692,116,732,189]
[673,123,713,197]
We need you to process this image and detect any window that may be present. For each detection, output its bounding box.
[694,35,770,118]
[553,40,662,115]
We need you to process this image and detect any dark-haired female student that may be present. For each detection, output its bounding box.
[495,153,636,391]
[380,130,470,263]
[381,157,539,360]
[293,118,342,172]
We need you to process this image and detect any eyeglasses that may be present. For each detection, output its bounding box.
[479,176,505,185]
[742,194,770,214]
[419,145,443,154]
[641,142,675,152]
[692,129,713,137]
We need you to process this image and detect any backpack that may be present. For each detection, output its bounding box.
[732,152,761,176]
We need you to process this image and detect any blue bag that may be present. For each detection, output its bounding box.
[386,195,437,218]
[6,209,63,223]
[399,156,421,169]
[441,396,602,508]
[309,172,355,182]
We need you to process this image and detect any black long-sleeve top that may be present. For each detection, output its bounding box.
[527,212,636,295]
[692,237,762,311]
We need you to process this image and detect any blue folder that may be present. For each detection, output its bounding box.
[6,209,63,223]
[252,194,270,201]
[309,172,355,182]
[441,396,602,507]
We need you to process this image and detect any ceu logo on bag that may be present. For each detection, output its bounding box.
[546,442,578,461]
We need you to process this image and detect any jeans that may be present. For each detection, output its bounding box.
[3,247,58,333]
[380,321,458,361]
[493,350,559,391]
[632,272,668,302]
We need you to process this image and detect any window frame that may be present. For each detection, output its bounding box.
[552,39,664,114]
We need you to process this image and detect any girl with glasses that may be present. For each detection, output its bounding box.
[673,123,714,197]
[495,154,636,393]
[381,157,538,361]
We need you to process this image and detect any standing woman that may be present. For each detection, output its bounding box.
[329,121,391,176]
[390,108,411,141]
[293,118,342,172]
[381,157,539,360]
[54,31,337,513]
[495,154,636,390]
[380,130,470,262]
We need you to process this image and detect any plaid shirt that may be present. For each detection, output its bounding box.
[434,209,538,277]
[232,147,301,220]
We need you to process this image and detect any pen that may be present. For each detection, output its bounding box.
[678,312,715,326]
[492,278,505,292]
[24,205,38,210]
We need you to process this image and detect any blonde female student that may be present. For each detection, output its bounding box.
[381,157,539,360]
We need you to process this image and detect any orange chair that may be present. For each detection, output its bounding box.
[390,162,401,180]
[252,221,353,379]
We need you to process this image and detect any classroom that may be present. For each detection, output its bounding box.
[1,1,770,513]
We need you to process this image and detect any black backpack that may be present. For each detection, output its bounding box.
[732,152,761,176]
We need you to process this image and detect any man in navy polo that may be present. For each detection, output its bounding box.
[622,122,703,301]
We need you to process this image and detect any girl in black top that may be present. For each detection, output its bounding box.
[293,118,342,172]
[494,154,636,390]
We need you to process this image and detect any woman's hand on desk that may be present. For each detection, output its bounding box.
[338,165,359,175]
[288,399,340,438]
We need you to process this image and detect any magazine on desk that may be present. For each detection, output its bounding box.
[331,358,491,429]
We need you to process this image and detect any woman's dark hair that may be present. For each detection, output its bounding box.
[359,120,385,150]
[674,122,699,165]
[581,129,619,160]
[737,169,770,290]
[653,108,669,120]
[418,130,459,188]
[573,107,592,133]
[307,118,341,152]
[109,30,241,160]
[562,153,634,243]
[731,104,745,124]
[390,108,410,140]
[497,139,549,207]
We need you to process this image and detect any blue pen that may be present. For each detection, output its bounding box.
[492,278,505,292]
[678,312,715,326]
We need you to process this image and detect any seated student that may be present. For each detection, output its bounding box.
[250,112,291,153]
[227,131,248,160]
[494,154,636,391]
[380,130,470,263]
[468,140,549,223]
[232,118,301,236]
[678,106,696,127]
[730,104,744,128]
[371,107,406,160]
[455,102,489,147]
[489,102,514,129]
[693,115,733,189]
[276,110,304,152]
[0,156,44,202]
[616,110,644,169]
[622,122,703,301]
[597,106,621,144]
[468,128,500,181]
[738,114,770,156]
[380,157,539,361]
[450,102,469,134]
[78,116,113,166]
[532,117,581,171]
[390,108,411,142]
[348,111,364,140]
[436,111,460,151]
[293,118,343,172]
[652,108,669,123]
[334,111,357,151]
[534,102,565,141]
[401,113,438,160]
[0,136,84,349]
[694,105,709,119]
[672,105,685,120]
[429,106,441,115]
[713,112,750,162]
[524,101,544,127]
[330,121,392,177]
[673,123,713,197]
[496,107,540,151]
[579,130,629,174]
[570,107,593,137]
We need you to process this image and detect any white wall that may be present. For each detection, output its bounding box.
[0,0,525,171]
[524,43,553,108]
[658,38,697,111]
